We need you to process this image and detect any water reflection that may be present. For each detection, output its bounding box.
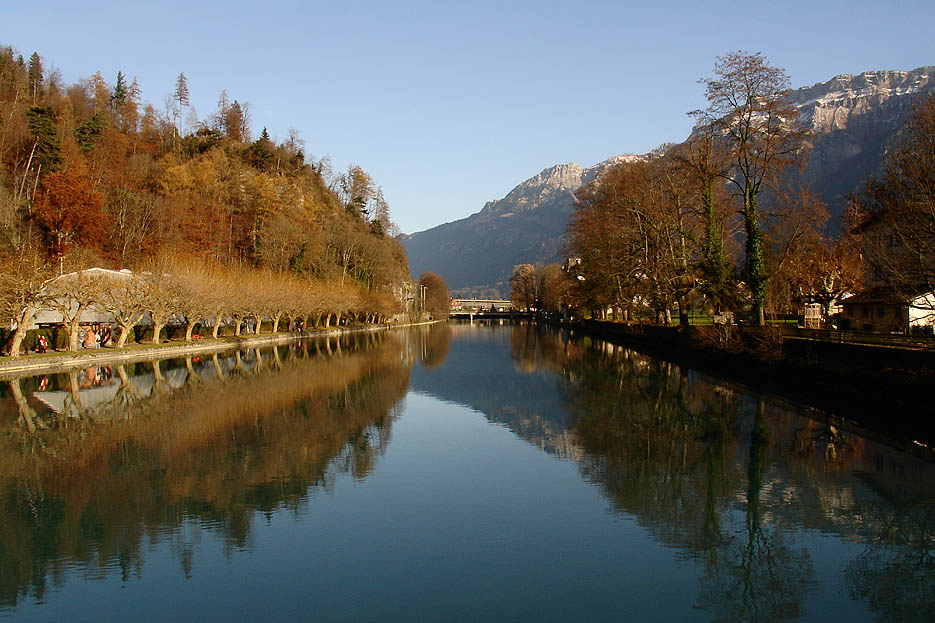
[547,326,935,622]
[2,322,934,620]
[420,323,452,370]
[415,322,935,621]
[0,330,437,609]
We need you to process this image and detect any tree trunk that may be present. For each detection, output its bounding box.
[677,297,689,328]
[8,305,39,359]
[116,324,132,348]
[185,320,196,342]
[152,322,165,344]
[67,318,82,351]
[8,329,26,358]
[744,187,767,327]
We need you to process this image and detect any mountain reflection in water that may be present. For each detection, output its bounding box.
[412,322,935,622]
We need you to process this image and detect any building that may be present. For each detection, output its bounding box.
[32,267,139,328]
[839,287,935,334]
[845,206,935,333]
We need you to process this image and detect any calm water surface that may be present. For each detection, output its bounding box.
[0,323,933,621]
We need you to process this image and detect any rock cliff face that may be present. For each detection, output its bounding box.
[402,67,935,295]
[794,68,934,134]
[792,67,935,217]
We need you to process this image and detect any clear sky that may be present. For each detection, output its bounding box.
[2,0,933,234]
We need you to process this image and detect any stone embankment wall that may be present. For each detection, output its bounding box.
[544,318,935,441]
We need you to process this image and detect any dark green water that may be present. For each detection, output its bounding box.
[0,323,932,622]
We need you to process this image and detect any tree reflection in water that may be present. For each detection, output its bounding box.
[420,323,452,370]
[0,332,413,609]
[696,402,818,622]
[510,324,935,622]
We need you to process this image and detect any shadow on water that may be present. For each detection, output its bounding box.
[0,329,444,609]
[416,321,935,622]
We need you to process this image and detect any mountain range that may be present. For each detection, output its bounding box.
[402,66,935,297]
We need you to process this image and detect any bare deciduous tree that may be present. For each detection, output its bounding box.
[47,268,106,351]
[98,270,147,348]
[0,248,53,357]
[699,51,807,325]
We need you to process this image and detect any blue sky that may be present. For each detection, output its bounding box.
[3,0,933,233]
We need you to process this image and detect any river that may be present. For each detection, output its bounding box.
[0,322,932,621]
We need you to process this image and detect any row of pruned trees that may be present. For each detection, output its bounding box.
[0,251,400,357]
[565,52,862,326]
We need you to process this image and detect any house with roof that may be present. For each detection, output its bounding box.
[839,287,935,334]
[844,207,935,334]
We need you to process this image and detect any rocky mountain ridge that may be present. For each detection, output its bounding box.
[792,67,934,132]
[403,66,935,296]
[476,154,644,220]
[792,66,935,211]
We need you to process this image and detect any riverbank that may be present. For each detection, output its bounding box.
[542,317,935,443]
[0,320,442,379]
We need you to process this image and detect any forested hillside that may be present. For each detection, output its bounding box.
[0,45,409,298]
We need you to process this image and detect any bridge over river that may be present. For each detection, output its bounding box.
[449,299,531,320]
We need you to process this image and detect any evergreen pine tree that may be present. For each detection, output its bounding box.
[26,106,61,173]
[27,52,42,104]
[248,127,275,171]
[75,112,105,153]
[112,71,128,107]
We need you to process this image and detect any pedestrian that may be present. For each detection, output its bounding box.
[82,326,96,349]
